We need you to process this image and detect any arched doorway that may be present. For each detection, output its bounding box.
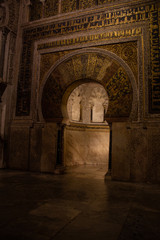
[62,81,110,171]
[39,48,137,175]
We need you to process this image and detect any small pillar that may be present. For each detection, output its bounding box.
[22,0,32,23]
[58,0,62,14]
[40,0,46,18]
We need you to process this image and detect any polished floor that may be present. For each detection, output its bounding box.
[0,165,160,240]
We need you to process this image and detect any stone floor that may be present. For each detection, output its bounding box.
[0,165,160,240]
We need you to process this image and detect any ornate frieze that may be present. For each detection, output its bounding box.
[149,5,160,112]
[37,27,142,50]
[98,41,138,83]
[98,0,117,4]
[29,0,123,19]
[79,0,96,9]
[44,0,59,18]
[106,67,133,118]
[61,0,76,13]
[40,50,73,84]
[16,2,160,116]
[41,52,133,121]
[26,5,152,40]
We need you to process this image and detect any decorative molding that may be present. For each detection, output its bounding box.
[37,27,142,50]
[39,48,137,122]
[16,1,160,117]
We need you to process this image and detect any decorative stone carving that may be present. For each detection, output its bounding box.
[68,86,84,122]
[67,83,108,124]
[79,0,96,9]
[89,87,109,122]
[30,0,42,21]
[7,32,16,84]
[22,0,31,23]
[41,49,135,122]
[61,0,76,13]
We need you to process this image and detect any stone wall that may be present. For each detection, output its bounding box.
[40,123,58,172]
[112,122,160,183]
[5,0,160,183]
[64,125,110,169]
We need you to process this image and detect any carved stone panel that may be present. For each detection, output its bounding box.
[41,52,133,122]
[61,0,76,13]
[17,1,160,117]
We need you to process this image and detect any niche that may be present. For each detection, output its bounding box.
[67,82,109,124]
[64,82,110,168]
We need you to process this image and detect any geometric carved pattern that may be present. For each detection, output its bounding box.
[30,0,119,19]
[61,0,76,13]
[40,42,138,89]
[150,7,160,112]
[41,53,133,121]
[79,0,96,9]
[98,0,117,4]
[106,67,133,118]
[30,0,59,21]
[40,51,73,85]
[44,0,59,18]
[98,41,138,82]
[41,74,63,121]
[30,0,42,21]
[17,2,160,116]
